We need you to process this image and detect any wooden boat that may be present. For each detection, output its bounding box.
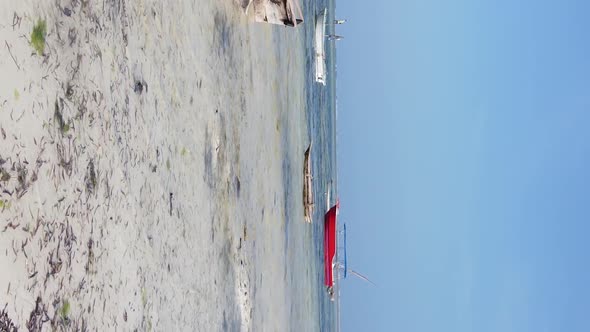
[303,143,313,223]
[244,0,304,27]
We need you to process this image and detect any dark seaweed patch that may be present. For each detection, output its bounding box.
[0,304,18,332]
[85,160,97,194]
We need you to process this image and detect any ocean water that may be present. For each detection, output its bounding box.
[301,0,339,330]
[265,0,339,329]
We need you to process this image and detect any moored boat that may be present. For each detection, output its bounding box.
[315,9,327,84]
[303,143,313,223]
[245,0,304,27]
[324,201,339,297]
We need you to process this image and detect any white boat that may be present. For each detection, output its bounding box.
[315,9,327,85]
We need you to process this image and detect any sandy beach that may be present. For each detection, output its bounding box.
[0,0,321,330]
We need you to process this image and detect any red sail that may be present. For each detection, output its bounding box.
[324,203,338,287]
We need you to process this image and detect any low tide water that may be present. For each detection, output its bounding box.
[301,0,339,330]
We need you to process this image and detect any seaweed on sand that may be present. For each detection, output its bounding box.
[0,304,18,332]
[31,19,47,55]
[27,297,49,332]
[54,100,70,134]
[59,299,70,320]
[85,160,97,194]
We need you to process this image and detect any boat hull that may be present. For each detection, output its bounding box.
[315,9,327,84]
[303,143,313,223]
[324,204,338,287]
[246,0,304,26]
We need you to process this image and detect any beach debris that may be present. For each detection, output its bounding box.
[0,304,18,332]
[235,176,241,197]
[31,19,47,55]
[63,222,77,265]
[2,221,18,231]
[65,83,75,100]
[27,297,49,332]
[29,269,38,279]
[4,41,20,70]
[85,160,97,194]
[63,7,72,17]
[12,13,22,30]
[169,193,173,216]
[0,167,10,182]
[54,99,70,134]
[57,143,73,175]
[48,248,63,276]
[85,238,95,274]
[67,27,77,46]
[134,80,147,94]
[15,162,29,199]
[5,42,20,70]
[303,143,313,223]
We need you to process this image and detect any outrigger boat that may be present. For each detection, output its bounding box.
[303,143,314,223]
[324,201,339,300]
[244,0,304,27]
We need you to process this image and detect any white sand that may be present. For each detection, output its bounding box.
[0,0,317,330]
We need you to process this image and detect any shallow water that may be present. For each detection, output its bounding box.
[298,0,339,330]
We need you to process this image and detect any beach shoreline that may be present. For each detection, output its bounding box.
[0,0,329,330]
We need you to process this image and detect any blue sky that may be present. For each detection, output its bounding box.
[336,0,590,331]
